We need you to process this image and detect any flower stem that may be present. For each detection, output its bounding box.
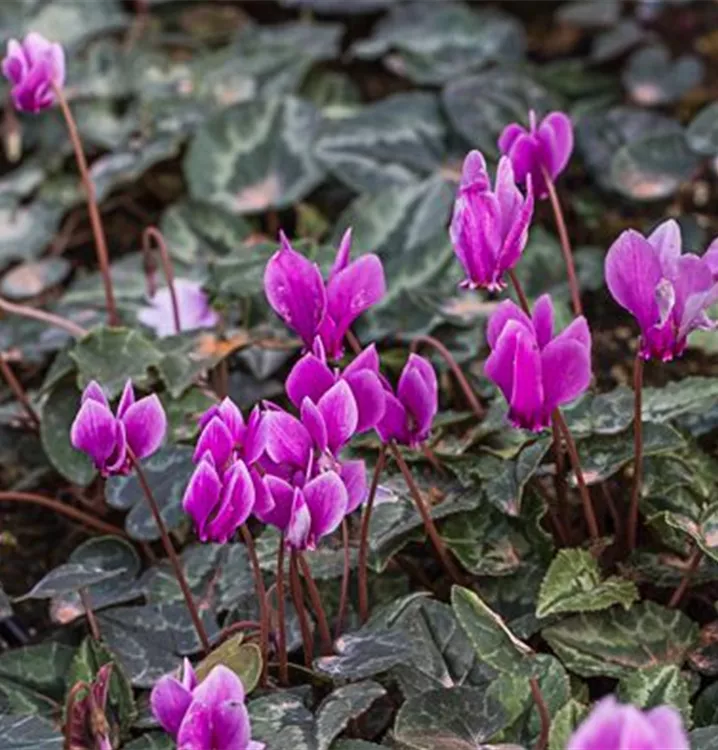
[0,354,39,428]
[240,524,269,687]
[0,295,87,338]
[298,554,332,656]
[80,588,101,641]
[627,353,644,552]
[290,551,313,668]
[389,441,463,584]
[335,519,351,638]
[668,546,702,608]
[410,334,484,419]
[552,410,599,541]
[358,445,386,623]
[142,227,181,334]
[541,167,582,317]
[53,84,119,326]
[551,419,568,519]
[128,451,210,653]
[529,676,550,750]
[0,491,128,538]
[508,269,531,315]
[276,537,289,685]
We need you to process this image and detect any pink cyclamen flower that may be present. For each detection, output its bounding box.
[567,696,688,750]
[484,295,592,432]
[498,110,573,199]
[605,219,718,362]
[2,33,65,113]
[450,150,534,291]
[264,229,386,360]
[376,354,437,448]
[151,660,264,750]
[137,279,219,338]
[70,379,166,476]
[183,399,272,543]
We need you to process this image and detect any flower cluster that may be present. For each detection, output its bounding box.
[70,380,166,476]
[2,32,65,113]
[264,229,386,360]
[151,660,264,750]
[605,219,718,361]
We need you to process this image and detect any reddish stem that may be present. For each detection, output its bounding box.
[298,554,332,656]
[541,167,582,317]
[80,588,101,641]
[627,353,644,552]
[389,441,463,584]
[508,269,532,315]
[335,519,351,638]
[358,446,387,622]
[128,452,210,653]
[276,538,289,685]
[290,551,314,668]
[241,524,269,687]
[410,334,484,419]
[142,227,181,334]
[53,85,119,326]
[668,546,702,608]
[529,676,550,750]
[0,354,39,428]
[0,296,87,338]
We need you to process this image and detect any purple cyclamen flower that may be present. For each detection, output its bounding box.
[2,33,65,113]
[264,229,386,360]
[498,110,573,199]
[376,354,437,448]
[567,696,688,750]
[151,660,264,750]
[70,379,166,476]
[183,399,272,543]
[450,150,534,291]
[605,219,718,362]
[484,295,592,432]
[137,279,219,338]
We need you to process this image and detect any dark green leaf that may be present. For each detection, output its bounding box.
[17,563,127,601]
[0,258,71,302]
[688,101,718,155]
[617,664,692,724]
[623,44,703,107]
[0,202,62,266]
[122,734,174,750]
[249,692,316,750]
[195,635,262,695]
[691,727,718,750]
[315,681,386,750]
[548,699,586,750]
[0,715,62,749]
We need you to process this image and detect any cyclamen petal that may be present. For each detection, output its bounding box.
[303,471,348,541]
[286,351,335,408]
[121,394,167,460]
[150,663,195,736]
[264,411,313,468]
[70,400,120,470]
[317,380,358,454]
[341,459,368,515]
[2,33,65,114]
[182,460,223,541]
[193,416,234,467]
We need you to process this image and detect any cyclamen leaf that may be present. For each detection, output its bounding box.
[0,715,62,749]
[536,549,638,618]
[617,664,692,725]
[194,635,262,695]
[16,564,127,601]
[314,681,386,750]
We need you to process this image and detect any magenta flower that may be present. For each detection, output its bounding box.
[137,279,219,338]
[567,696,688,750]
[2,33,65,113]
[484,295,592,431]
[498,110,573,199]
[605,219,718,362]
[183,399,272,543]
[70,380,166,476]
[376,354,437,448]
[264,229,386,360]
[151,660,264,750]
[450,150,534,291]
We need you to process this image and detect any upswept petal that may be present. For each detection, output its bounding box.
[703,237,718,278]
[329,228,353,281]
[303,471,348,540]
[150,673,193,737]
[537,111,573,178]
[182,460,222,540]
[81,380,109,408]
[497,124,526,160]
[176,699,212,749]
[344,369,386,433]
[458,149,490,192]
[341,459,367,515]
[211,700,253,750]
[508,328,545,431]
[531,294,554,349]
[484,320,523,405]
[486,300,532,349]
[648,218,682,275]
[121,394,166,460]
[286,489,312,550]
[250,468,274,522]
[70,400,120,470]
[216,398,245,443]
[375,392,407,445]
[317,380,358,454]
[344,343,380,377]
[192,665,245,706]
[263,476,295,531]
[205,460,255,542]
[286,352,335,407]
[397,355,437,442]
[241,407,267,465]
[566,696,623,750]
[193,416,234,467]
[263,411,313,468]
[644,706,689,750]
[541,338,592,415]
[499,174,533,272]
[116,379,135,419]
[553,315,591,351]
[300,398,328,453]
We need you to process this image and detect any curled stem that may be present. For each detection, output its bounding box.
[290,551,314,668]
[128,451,210,653]
[335,519,351,638]
[142,226,181,334]
[410,334,484,419]
[0,354,39,428]
[240,524,269,687]
[668,546,703,608]
[53,85,118,326]
[541,167,582,317]
[553,410,599,541]
[627,353,644,552]
[0,296,87,338]
[298,554,332,656]
[358,445,387,623]
[276,538,289,685]
[389,441,463,584]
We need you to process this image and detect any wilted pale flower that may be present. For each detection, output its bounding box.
[376,354,437,447]
[70,380,166,476]
[484,295,592,432]
[151,660,264,750]
[264,229,386,360]
[64,663,113,750]
[498,110,573,199]
[137,279,219,338]
[450,150,534,291]
[567,696,688,750]
[605,219,718,362]
[2,32,65,113]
